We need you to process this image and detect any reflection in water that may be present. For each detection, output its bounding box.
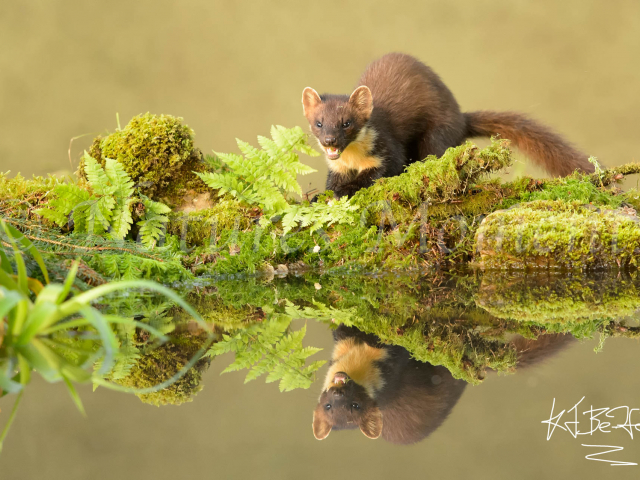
[94,270,640,413]
[313,324,573,444]
[5,269,640,451]
[107,322,213,406]
[313,324,466,443]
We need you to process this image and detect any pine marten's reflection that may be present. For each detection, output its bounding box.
[313,325,573,444]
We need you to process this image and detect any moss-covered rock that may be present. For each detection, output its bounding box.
[113,326,212,406]
[477,271,640,324]
[474,200,640,269]
[83,113,209,204]
[167,199,255,248]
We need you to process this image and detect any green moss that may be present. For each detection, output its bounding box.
[0,172,62,219]
[351,139,513,226]
[477,271,640,324]
[113,327,211,406]
[167,199,254,249]
[621,189,640,212]
[83,113,209,204]
[506,176,623,208]
[475,200,640,269]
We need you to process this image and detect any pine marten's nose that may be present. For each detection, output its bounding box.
[324,136,337,146]
[332,388,345,397]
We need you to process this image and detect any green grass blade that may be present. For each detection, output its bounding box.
[15,301,59,346]
[62,374,86,416]
[0,390,24,453]
[78,306,119,376]
[16,354,31,385]
[0,246,13,274]
[57,259,79,304]
[0,267,19,290]
[59,280,211,332]
[1,221,49,284]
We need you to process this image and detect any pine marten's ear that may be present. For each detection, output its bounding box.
[302,87,322,118]
[359,406,383,439]
[348,86,373,119]
[312,407,332,440]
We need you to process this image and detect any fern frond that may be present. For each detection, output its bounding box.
[137,194,171,249]
[207,313,325,392]
[83,153,116,197]
[104,157,135,201]
[109,198,134,240]
[34,184,91,227]
[200,126,319,216]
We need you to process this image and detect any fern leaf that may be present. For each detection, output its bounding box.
[109,199,133,240]
[34,183,91,227]
[137,194,170,248]
[104,157,134,201]
[83,153,116,197]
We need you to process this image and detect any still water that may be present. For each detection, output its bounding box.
[2,1,640,479]
[2,270,640,479]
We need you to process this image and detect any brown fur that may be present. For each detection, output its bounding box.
[464,111,591,176]
[302,53,596,198]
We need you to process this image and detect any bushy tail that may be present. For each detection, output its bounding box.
[464,111,596,176]
[513,333,575,369]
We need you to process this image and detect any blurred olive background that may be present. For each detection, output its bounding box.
[2,1,640,479]
[1,0,639,191]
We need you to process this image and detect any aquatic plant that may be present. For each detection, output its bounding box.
[0,220,214,451]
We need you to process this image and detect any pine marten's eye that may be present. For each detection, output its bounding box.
[325,404,332,411]
[351,402,360,410]
[342,121,351,128]
[316,121,323,128]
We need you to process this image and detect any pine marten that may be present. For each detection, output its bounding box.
[302,52,596,199]
[312,325,574,444]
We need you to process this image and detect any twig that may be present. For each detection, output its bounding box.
[588,162,640,187]
[1,218,164,261]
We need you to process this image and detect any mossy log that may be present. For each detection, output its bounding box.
[166,140,640,275]
[4,115,640,276]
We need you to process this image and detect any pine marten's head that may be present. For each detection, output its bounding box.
[301,86,374,162]
[312,371,383,440]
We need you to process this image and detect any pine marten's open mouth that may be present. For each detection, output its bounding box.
[324,146,341,160]
[332,372,350,385]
